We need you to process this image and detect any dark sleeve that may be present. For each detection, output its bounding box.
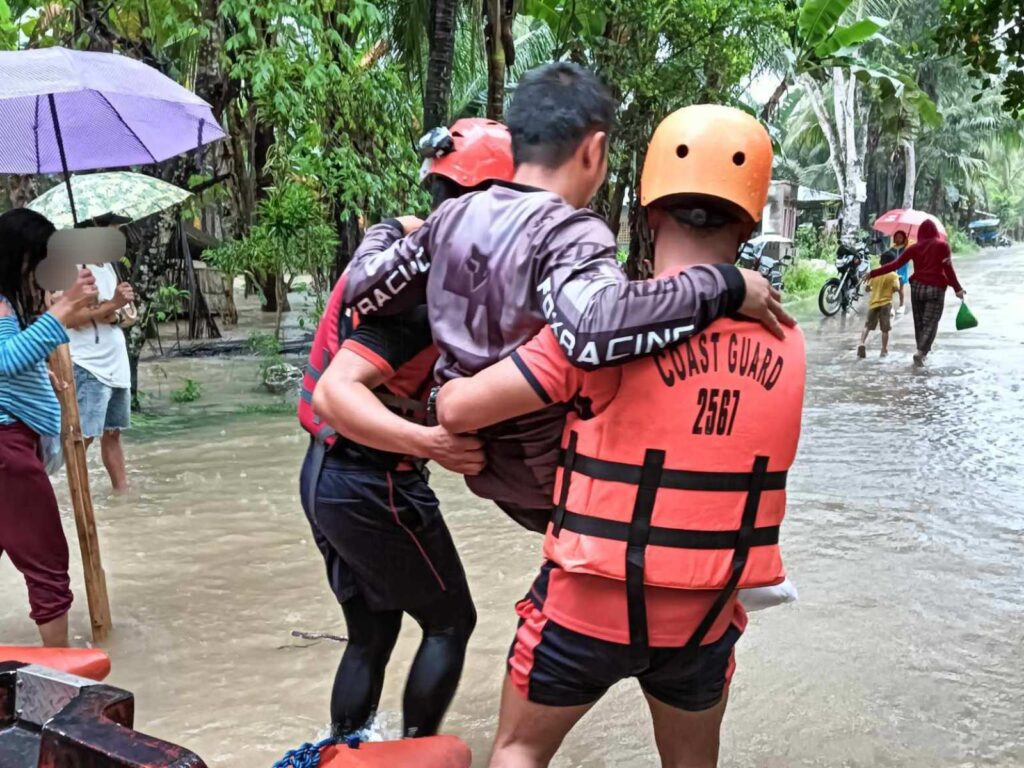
[341,307,433,377]
[341,218,432,316]
[535,212,746,370]
[869,246,912,279]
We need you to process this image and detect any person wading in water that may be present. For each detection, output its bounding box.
[435,105,807,768]
[868,219,964,366]
[299,119,514,739]
[0,209,98,646]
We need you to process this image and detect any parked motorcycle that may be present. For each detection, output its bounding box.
[738,236,791,292]
[818,241,870,316]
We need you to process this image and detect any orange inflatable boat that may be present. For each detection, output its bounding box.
[275,735,471,768]
[0,645,111,680]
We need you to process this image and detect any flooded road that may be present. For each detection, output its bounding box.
[2,248,1022,767]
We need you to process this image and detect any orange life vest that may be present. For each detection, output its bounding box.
[545,318,805,650]
[297,275,435,453]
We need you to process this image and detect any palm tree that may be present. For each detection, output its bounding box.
[450,16,555,117]
[484,0,517,119]
[424,0,459,129]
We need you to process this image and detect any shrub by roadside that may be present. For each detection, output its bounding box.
[783,259,831,300]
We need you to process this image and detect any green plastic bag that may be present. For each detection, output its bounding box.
[955,301,978,331]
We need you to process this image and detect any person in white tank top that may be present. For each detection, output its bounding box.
[66,253,136,492]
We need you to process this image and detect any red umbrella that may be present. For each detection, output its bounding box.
[872,209,947,240]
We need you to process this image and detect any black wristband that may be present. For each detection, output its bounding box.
[380,218,405,236]
[713,263,747,316]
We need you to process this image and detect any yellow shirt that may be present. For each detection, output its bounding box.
[867,273,900,309]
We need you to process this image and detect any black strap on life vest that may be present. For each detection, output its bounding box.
[551,432,578,536]
[567,452,787,492]
[625,448,665,670]
[551,434,777,663]
[682,455,769,655]
[555,512,779,549]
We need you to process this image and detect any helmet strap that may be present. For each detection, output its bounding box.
[665,206,734,229]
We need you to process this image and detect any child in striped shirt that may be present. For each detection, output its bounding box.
[0,208,96,647]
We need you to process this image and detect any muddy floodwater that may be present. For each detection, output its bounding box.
[2,248,1022,767]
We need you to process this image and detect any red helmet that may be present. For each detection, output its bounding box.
[420,118,514,188]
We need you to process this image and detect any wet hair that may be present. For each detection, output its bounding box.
[880,250,897,266]
[0,208,56,329]
[507,63,617,169]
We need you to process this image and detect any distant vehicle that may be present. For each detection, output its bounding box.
[968,218,1012,247]
[738,234,793,291]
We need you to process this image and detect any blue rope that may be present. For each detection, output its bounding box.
[272,734,362,768]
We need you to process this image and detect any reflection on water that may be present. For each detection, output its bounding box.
[1,250,1022,767]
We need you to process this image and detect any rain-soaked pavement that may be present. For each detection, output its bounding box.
[1,247,1022,767]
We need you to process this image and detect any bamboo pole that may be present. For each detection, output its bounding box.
[49,344,112,643]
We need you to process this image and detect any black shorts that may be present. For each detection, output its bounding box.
[299,444,470,612]
[507,594,741,712]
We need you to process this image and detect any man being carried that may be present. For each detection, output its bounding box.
[339,63,794,532]
[436,106,807,768]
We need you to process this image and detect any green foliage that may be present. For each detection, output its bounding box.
[170,378,202,403]
[938,0,1024,117]
[947,229,979,255]
[150,285,190,322]
[246,330,284,378]
[794,223,839,262]
[222,0,428,226]
[246,330,282,359]
[206,182,337,336]
[522,0,792,243]
[798,0,856,49]
[783,259,831,298]
[0,0,16,50]
[791,0,894,71]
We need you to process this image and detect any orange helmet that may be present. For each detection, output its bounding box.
[420,118,514,189]
[640,105,773,223]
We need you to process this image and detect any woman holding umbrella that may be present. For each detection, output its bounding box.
[867,218,965,366]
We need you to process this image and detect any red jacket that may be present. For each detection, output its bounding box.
[870,220,962,292]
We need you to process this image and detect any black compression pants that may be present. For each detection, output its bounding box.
[332,590,477,738]
[300,450,477,738]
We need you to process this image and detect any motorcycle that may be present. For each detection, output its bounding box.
[818,241,870,316]
[738,238,791,292]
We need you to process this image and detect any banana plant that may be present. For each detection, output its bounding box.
[762,0,893,120]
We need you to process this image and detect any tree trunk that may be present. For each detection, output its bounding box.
[484,0,517,119]
[258,273,290,313]
[901,139,916,209]
[424,0,457,131]
[800,74,848,230]
[885,156,897,212]
[274,274,284,341]
[928,175,943,216]
[760,78,790,122]
[841,71,864,237]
